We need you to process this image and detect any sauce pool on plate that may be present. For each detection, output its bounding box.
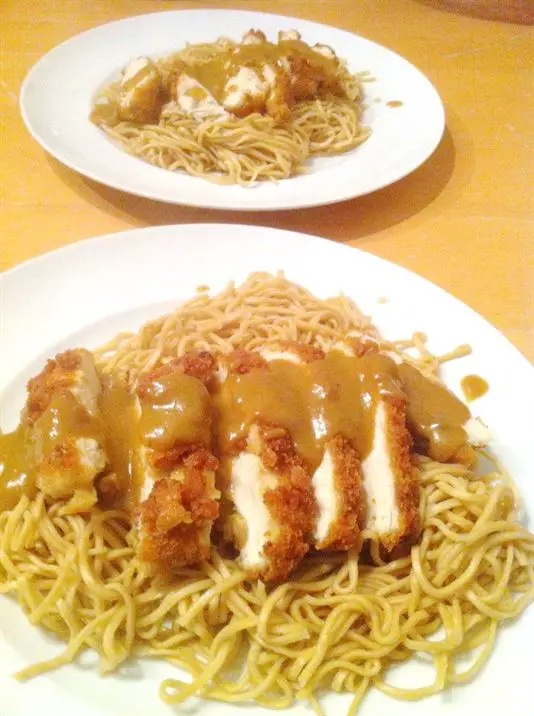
[461,374,489,402]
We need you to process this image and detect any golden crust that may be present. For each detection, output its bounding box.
[287,52,344,101]
[412,427,476,468]
[224,350,267,375]
[316,435,363,552]
[243,29,267,43]
[136,354,220,570]
[264,68,293,123]
[379,399,420,557]
[139,452,220,568]
[345,336,380,358]
[137,352,217,474]
[259,425,316,581]
[137,351,216,392]
[278,341,325,364]
[36,439,101,511]
[25,349,93,424]
[450,443,477,468]
[151,443,218,473]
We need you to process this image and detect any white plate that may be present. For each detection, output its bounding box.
[1,224,532,716]
[20,9,445,211]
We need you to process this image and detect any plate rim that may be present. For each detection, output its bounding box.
[3,222,531,374]
[19,8,446,212]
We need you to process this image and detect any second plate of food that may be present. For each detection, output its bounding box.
[20,9,445,210]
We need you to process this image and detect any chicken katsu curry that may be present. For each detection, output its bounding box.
[90,30,370,184]
[1,273,533,715]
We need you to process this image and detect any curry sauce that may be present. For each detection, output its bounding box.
[180,39,340,104]
[98,376,140,506]
[1,349,478,513]
[137,371,212,451]
[0,426,37,510]
[215,352,404,469]
[90,33,344,127]
[398,363,471,462]
[461,374,489,403]
[0,390,103,511]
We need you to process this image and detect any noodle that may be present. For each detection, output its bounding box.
[1,274,533,714]
[95,272,378,384]
[94,40,370,185]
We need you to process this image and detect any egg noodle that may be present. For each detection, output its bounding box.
[96,40,370,185]
[1,274,534,715]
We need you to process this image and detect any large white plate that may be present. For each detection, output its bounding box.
[1,224,532,716]
[20,9,445,211]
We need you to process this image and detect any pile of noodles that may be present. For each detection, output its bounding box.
[1,274,534,716]
[95,39,370,185]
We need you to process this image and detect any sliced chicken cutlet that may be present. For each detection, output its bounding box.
[139,448,219,568]
[312,435,363,552]
[25,349,107,513]
[216,350,316,581]
[341,331,491,467]
[135,352,220,570]
[172,28,345,124]
[360,396,419,555]
[397,362,491,468]
[116,57,164,123]
[331,341,420,556]
[260,344,363,553]
[276,29,345,101]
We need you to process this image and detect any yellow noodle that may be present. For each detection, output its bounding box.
[1,274,534,714]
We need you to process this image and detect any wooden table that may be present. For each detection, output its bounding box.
[1,0,533,360]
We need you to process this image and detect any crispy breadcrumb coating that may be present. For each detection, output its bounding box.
[316,435,363,552]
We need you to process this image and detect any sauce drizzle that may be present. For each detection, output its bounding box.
[461,375,489,402]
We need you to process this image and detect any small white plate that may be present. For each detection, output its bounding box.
[20,9,445,211]
[1,224,533,716]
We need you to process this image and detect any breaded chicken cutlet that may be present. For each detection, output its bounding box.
[10,335,491,581]
[215,349,316,581]
[135,353,220,570]
[112,28,347,127]
[24,348,107,513]
[260,343,364,554]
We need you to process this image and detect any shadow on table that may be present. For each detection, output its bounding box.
[412,0,534,25]
[47,126,456,243]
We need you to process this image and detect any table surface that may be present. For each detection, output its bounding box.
[1,0,533,361]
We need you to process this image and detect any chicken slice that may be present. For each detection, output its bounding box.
[117,57,164,123]
[223,30,294,121]
[227,423,314,580]
[278,30,301,42]
[332,342,420,556]
[242,29,268,45]
[25,348,101,423]
[139,449,219,569]
[359,397,419,555]
[396,362,491,467]
[222,66,269,116]
[339,333,490,464]
[134,353,220,570]
[216,350,316,581]
[25,349,107,513]
[175,74,229,121]
[36,438,107,514]
[312,435,363,551]
[260,343,363,553]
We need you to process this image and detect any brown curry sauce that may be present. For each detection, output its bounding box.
[0,351,476,513]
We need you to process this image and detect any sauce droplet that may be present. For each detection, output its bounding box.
[461,375,489,402]
[386,100,403,108]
